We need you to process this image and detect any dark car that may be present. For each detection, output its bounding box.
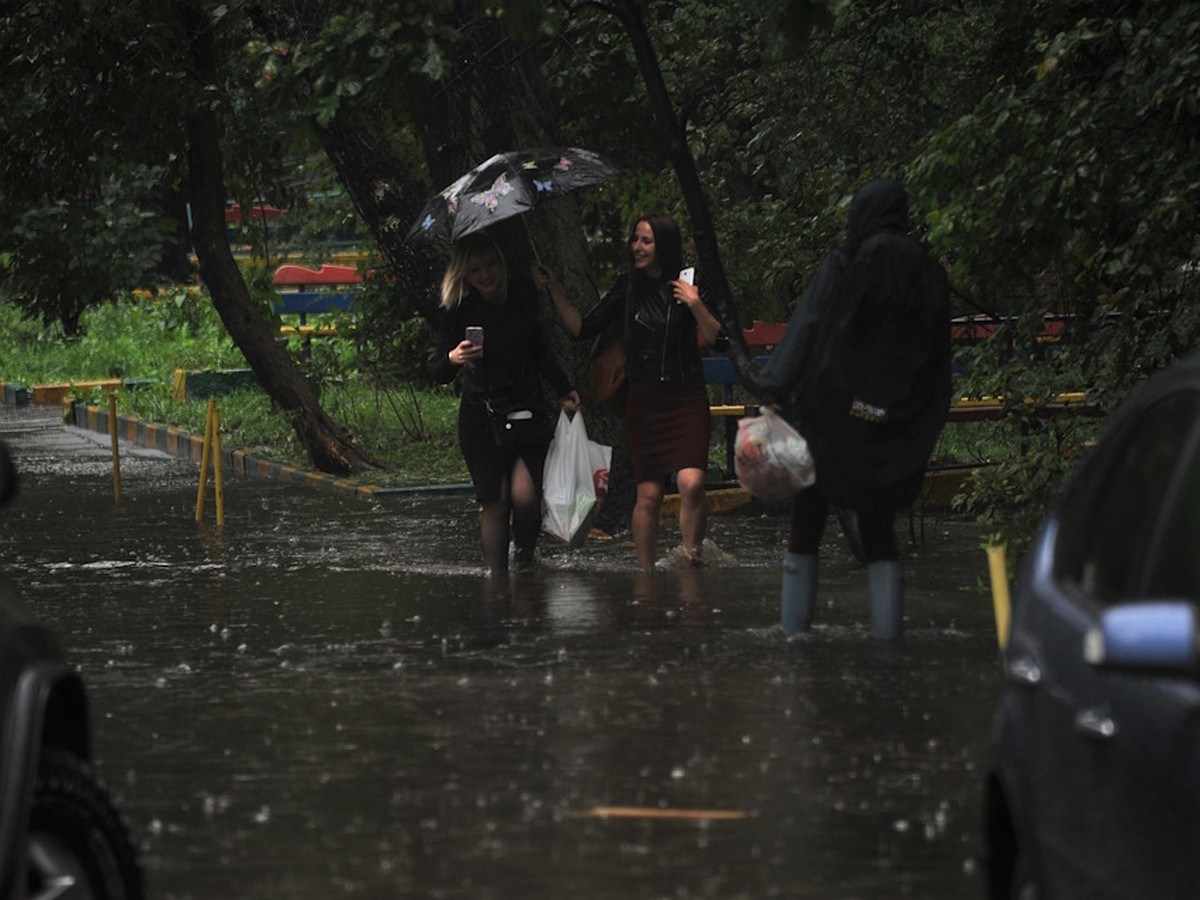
[983,357,1200,899]
[0,442,142,899]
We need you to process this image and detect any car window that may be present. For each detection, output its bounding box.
[1056,390,1200,606]
[1145,425,1200,602]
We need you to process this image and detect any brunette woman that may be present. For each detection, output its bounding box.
[536,214,722,569]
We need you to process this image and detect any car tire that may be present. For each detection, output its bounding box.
[27,749,143,900]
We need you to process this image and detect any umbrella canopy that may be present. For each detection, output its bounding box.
[407,147,618,242]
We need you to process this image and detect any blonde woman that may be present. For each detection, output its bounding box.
[433,233,580,573]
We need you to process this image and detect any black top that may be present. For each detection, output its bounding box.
[432,278,573,423]
[575,271,707,384]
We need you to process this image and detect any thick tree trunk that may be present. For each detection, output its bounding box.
[181,3,379,476]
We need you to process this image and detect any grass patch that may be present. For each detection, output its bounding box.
[2,293,472,487]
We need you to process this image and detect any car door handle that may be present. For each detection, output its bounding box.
[1005,656,1042,687]
[1074,707,1116,740]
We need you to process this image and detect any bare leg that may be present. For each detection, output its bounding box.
[508,457,540,566]
[632,479,666,570]
[676,467,708,564]
[479,475,512,574]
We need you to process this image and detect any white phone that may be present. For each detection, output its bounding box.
[678,267,695,285]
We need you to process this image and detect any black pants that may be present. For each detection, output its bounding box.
[787,486,900,563]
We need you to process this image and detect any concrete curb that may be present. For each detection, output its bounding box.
[66,401,473,499]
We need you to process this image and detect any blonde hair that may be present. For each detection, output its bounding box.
[440,233,507,310]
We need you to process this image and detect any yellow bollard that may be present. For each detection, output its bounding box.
[194,397,225,525]
[195,399,213,522]
[986,540,1012,649]
[108,392,122,504]
[211,402,224,526]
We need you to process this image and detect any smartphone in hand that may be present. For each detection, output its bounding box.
[678,267,695,285]
[465,326,484,347]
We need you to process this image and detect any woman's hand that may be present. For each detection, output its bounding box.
[535,264,583,337]
[559,390,581,412]
[671,278,701,308]
[672,277,722,347]
[448,339,481,366]
[532,263,558,292]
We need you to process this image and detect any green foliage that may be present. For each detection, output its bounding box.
[910,1,1200,552]
[0,1,191,332]
[549,0,998,322]
[0,164,174,334]
[0,290,244,384]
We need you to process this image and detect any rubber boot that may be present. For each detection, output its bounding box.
[868,560,904,640]
[781,552,818,636]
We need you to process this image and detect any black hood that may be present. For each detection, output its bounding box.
[843,178,909,258]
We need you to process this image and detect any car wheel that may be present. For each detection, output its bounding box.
[27,749,143,900]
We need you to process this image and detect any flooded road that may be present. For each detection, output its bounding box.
[0,406,999,899]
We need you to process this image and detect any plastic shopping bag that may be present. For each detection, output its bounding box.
[734,407,816,501]
[543,411,612,546]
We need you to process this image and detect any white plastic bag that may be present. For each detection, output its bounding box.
[734,407,816,501]
[543,411,612,546]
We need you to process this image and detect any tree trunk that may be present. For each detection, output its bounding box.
[181,3,379,476]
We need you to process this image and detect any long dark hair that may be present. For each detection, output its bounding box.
[628,213,683,281]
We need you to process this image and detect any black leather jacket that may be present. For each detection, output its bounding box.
[578,272,710,384]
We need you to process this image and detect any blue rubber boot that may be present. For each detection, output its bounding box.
[781,552,817,636]
[868,561,904,640]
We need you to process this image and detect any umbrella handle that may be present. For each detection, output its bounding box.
[521,215,541,264]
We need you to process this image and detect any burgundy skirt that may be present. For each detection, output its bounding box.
[623,380,711,482]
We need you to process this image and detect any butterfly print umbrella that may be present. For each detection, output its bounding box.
[407,147,618,242]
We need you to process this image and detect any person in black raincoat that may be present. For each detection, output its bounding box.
[758,179,951,639]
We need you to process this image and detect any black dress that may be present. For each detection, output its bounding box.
[432,279,573,502]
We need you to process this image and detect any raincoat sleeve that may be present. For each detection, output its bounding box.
[757,250,844,406]
[575,275,628,342]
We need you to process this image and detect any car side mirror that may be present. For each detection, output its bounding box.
[1084,602,1200,672]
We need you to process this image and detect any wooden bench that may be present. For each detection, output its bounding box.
[272,263,361,354]
[947,392,1100,421]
